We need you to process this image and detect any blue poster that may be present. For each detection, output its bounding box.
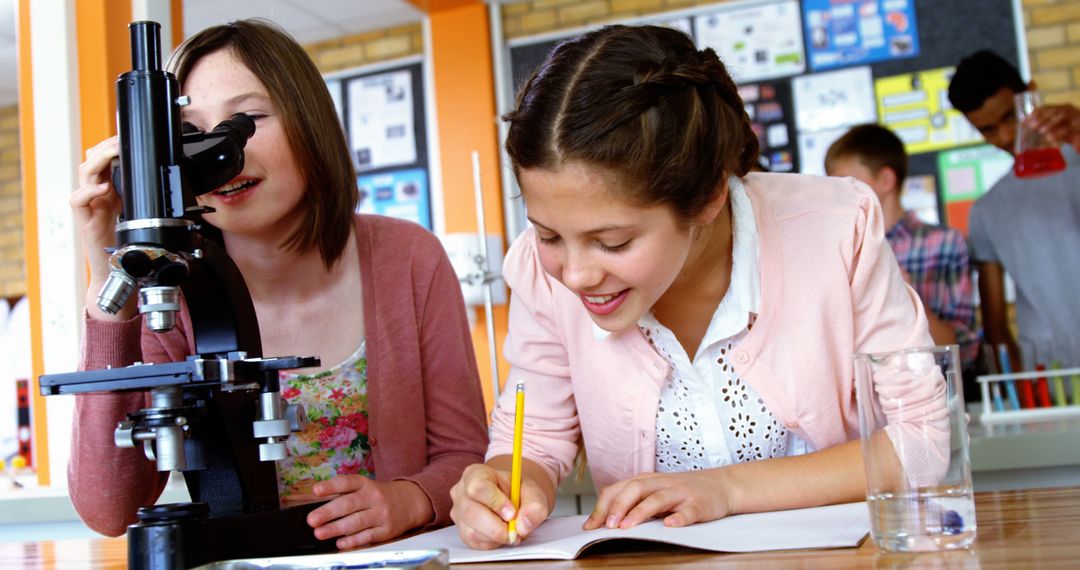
[803,0,919,71]
[356,168,431,230]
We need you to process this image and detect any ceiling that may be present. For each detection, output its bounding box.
[0,0,428,107]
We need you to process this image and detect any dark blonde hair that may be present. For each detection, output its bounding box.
[505,25,758,220]
[169,19,357,269]
[824,124,908,186]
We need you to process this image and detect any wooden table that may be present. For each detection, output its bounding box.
[4,487,1079,569]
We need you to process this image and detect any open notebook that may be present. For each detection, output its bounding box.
[366,501,870,563]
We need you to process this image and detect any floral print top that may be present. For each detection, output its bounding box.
[276,341,373,500]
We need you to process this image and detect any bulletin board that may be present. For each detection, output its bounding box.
[501,0,1025,239]
[326,60,433,231]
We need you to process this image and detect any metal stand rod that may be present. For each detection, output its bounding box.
[472,150,501,402]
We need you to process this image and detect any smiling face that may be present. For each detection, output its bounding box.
[181,48,307,241]
[520,161,700,333]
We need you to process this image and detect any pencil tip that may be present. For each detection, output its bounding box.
[508,530,517,545]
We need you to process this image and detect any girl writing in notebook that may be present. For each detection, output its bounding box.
[450,24,944,549]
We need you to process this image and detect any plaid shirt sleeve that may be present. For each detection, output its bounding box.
[891,216,979,367]
[940,230,978,366]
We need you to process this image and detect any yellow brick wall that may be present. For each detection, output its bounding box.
[1023,0,1080,105]
[303,23,423,74]
[0,105,23,298]
[502,0,716,38]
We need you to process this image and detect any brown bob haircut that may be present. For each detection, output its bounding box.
[824,124,908,187]
[169,19,358,269]
[505,25,759,221]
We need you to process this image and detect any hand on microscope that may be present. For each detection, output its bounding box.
[72,136,134,322]
[305,476,435,550]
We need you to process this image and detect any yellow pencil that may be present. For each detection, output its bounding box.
[507,382,525,545]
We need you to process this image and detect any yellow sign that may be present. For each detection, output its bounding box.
[874,67,982,155]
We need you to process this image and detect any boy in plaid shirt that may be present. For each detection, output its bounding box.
[826,124,978,368]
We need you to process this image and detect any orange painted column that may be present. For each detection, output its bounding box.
[16,0,47,485]
[20,0,183,486]
[76,1,133,150]
[425,2,510,413]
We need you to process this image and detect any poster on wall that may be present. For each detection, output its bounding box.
[875,67,982,155]
[937,144,1012,235]
[346,69,418,173]
[738,79,798,172]
[793,66,876,133]
[662,17,693,37]
[693,0,805,83]
[797,126,848,176]
[326,79,344,123]
[357,168,432,230]
[803,0,920,71]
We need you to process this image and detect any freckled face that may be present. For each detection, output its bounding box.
[518,162,694,333]
[181,49,307,241]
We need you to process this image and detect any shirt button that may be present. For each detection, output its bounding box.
[734,351,750,364]
[783,421,798,430]
[369,436,378,446]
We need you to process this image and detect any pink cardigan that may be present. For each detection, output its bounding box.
[487,173,944,492]
[69,215,488,536]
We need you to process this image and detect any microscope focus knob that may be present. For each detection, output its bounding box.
[285,403,307,432]
[253,418,290,439]
[259,441,287,462]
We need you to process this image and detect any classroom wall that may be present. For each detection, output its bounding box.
[0,105,23,298]
[501,0,1080,107]
[0,24,423,302]
[5,1,1080,315]
[501,0,717,38]
[303,23,424,73]
[1024,0,1080,105]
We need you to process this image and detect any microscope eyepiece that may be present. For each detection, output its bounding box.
[128,21,162,72]
[212,113,256,142]
[181,113,257,196]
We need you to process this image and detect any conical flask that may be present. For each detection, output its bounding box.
[1013,91,1066,178]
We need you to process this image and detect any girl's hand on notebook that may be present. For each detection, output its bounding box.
[450,463,550,549]
[584,470,735,530]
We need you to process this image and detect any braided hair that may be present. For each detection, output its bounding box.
[505,25,758,221]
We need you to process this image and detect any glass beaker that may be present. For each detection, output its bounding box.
[854,345,977,552]
[1013,91,1066,178]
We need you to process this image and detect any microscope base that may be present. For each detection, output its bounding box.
[128,501,336,569]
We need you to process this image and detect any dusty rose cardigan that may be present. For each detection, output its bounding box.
[69,215,488,537]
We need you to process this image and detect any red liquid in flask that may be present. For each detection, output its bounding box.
[1014,147,1066,177]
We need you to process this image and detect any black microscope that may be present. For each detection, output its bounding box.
[39,21,333,569]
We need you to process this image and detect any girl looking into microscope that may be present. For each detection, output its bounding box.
[69,19,487,550]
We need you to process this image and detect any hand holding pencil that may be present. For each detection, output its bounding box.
[450,380,556,550]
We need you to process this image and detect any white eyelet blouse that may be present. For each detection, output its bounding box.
[644,177,814,472]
